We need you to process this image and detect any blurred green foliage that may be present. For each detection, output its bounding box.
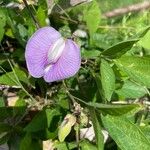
[0,0,150,149]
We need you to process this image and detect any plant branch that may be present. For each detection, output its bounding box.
[103,1,150,18]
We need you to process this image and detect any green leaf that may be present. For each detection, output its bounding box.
[54,141,77,150]
[0,97,5,107]
[0,67,29,86]
[0,71,18,86]
[30,109,60,140]
[139,30,150,49]
[23,110,46,132]
[20,133,42,150]
[0,107,13,121]
[8,134,21,150]
[88,103,140,116]
[0,8,6,27]
[116,80,147,99]
[36,6,47,27]
[83,0,101,36]
[0,132,10,145]
[0,106,27,121]
[58,114,76,142]
[17,24,28,40]
[94,74,103,100]
[24,109,60,132]
[70,77,97,103]
[80,140,97,150]
[82,49,100,59]
[137,26,150,38]
[102,39,139,58]
[90,33,108,49]
[140,126,150,140]
[115,56,150,88]
[0,123,11,135]
[0,8,6,42]
[102,115,150,150]
[100,59,115,101]
[13,99,26,116]
[89,108,104,150]
[46,108,60,127]
[20,133,32,150]
[7,10,25,46]
[14,68,29,85]
[0,27,5,42]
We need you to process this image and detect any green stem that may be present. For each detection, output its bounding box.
[7,59,36,102]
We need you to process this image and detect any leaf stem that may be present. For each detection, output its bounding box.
[7,59,36,102]
[63,80,73,100]
[0,44,35,102]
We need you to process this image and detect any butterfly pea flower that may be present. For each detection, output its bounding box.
[25,27,81,82]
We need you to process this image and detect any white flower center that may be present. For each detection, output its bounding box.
[44,64,52,73]
[48,37,65,63]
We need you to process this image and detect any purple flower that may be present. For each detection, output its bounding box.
[25,27,81,82]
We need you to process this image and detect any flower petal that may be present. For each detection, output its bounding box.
[47,37,65,63]
[44,39,81,82]
[25,27,61,77]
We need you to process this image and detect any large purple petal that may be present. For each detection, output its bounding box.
[44,39,81,82]
[25,27,61,77]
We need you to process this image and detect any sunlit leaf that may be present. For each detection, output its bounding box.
[80,140,97,150]
[139,30,150,49]
[0,8,6,41]
[58,114,76,142]
[0,67,29,86]
[88,102,140,116]
[115,56,150,88]
[89,108,104,150]
[116,80,147,99]
[100,59,115,101]
[54,141,77,150]
[82,49,100,59]
[36,6,47,27]
[102,39,139,58]
[83,0,101,36]
[102,115,150,150]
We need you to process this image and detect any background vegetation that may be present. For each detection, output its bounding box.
[0,0,150,149]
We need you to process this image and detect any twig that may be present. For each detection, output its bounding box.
[7,59,36,102]
[62,81,82,149]
[62,80,88,106]
[59,15,78,24]
[103,1,150,18]
[56,3,71,20]
[62,80,81,150]
[22,0,40,29]
[62,80,75,104]
[98,25,134,29]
